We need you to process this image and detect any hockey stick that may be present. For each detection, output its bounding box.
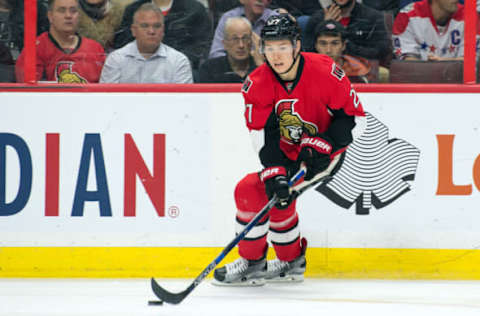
[150,155,340,305]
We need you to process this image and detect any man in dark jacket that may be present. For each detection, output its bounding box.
[304,0,391,64]
[0,0,50,59]
[113,0,212,70]
[198,16,260,83]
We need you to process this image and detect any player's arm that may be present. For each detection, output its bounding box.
[298,62,366,180]
[242,77,292,169]
[242,76,295,209]
[325,63,366,154]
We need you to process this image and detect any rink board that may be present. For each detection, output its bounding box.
[0,86,480,278]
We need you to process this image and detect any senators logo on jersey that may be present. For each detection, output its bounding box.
[55,61,87,84]
[275,99,317,144]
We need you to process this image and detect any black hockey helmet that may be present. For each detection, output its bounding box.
[260,13,300,43]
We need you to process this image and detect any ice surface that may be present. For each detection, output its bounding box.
[1,278,480,316]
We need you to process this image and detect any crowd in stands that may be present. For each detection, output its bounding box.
[0,0,478,83]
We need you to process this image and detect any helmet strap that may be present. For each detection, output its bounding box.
[278,48,299,75]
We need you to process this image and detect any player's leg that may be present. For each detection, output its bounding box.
[266,204,307,282]
[213,172,269,286]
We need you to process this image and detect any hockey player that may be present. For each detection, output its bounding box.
[213,13,366,286]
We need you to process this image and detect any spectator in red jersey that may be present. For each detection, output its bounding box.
[304,0,391,66]
[15,0,105,83]
[314,19,375,83]
[392,0,479,61]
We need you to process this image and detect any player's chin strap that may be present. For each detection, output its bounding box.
[277,49,300,75]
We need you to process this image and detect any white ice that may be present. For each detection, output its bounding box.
[1,278,480,316]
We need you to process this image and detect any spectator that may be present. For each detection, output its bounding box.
[0,0,50,59]
[314,19,375,83]
[269,0,321,17]
[209,0,240,29]
[361,0,400,13]
[269,0,321,35]
[209,0,278,58]
[113,0,212,71]
[400,0,479,12]
[15,0,105,83]
[392,0,476,61]
[199,17,260,83]
[304,0,391,65]
[77,0,128,52]
[0,41,14,82]
[100,3,192,83]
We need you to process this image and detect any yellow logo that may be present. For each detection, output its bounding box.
[55,61,87,83]
[275,99,317,143]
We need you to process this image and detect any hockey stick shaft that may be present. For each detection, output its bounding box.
[150,169,304,304]
[151,156,340,304]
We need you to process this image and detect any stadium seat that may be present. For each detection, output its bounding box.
[389,60,464,83]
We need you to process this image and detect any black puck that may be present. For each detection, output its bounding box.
[148,300,164,306]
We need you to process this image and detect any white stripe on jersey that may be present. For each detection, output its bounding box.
[393,16,465,60]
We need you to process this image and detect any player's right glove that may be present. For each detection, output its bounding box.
[260,166,292,210]
[297,135,333,181]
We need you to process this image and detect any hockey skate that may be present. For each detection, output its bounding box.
[212,257,267,286]
[265,238,307,283]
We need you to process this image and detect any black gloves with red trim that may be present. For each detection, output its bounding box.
[297,134,334,181]
[260,166,292,210]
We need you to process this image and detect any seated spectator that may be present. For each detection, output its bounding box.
[77,0,128,52]
[198,17,261,83]
[113,0,212,71]
[209,0,240,29]
[304,0,391,65]
[100,3,192,83]
[0,41,14,82]
[269,0,321,17]
[393,0,477,61]
[209,0,277,58]
[314,19,375,83]
[15,0,105,83]
[0,0,50,59]
[361,0,400,13]
[400,0,479,12]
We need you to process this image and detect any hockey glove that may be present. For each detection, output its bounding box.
[298,135,333,181]
[260,166,292,210]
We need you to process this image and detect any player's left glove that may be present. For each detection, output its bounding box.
[297,135,334,181]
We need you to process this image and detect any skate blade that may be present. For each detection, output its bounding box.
[211,278,266,287]
[266,274,304,283]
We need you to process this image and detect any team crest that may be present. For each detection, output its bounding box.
[275,99,317,144]
[55,61,87,84]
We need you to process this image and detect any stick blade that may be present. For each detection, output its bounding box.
[150,278,189,305]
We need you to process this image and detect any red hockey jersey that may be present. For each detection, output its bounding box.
[242,52,365,165]
[16,32,105,83]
